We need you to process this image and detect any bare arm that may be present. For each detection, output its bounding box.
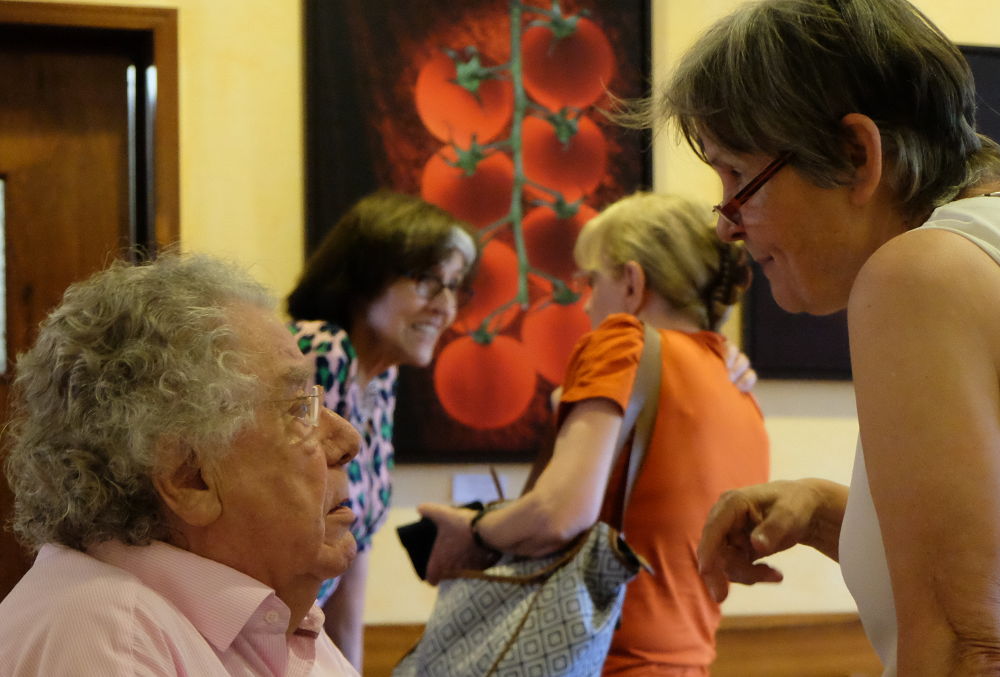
[473,399,622,555]
[849,228,1000,676]
[420,398,623,581]
[697,477,848,602]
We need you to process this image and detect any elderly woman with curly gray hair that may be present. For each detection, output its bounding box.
[0,253,363,676]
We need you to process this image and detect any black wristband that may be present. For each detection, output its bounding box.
[470,507,499,553]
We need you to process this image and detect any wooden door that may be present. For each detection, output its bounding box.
[0,5,178,599]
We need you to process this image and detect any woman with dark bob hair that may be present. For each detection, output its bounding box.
[287,190,477,668]
[651,0,1000,675]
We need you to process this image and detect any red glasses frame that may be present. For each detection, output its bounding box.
[713,151,793,224]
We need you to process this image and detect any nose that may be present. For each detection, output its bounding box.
[319,407,360,468]
[715,212,745,243]
[426,286,458,320]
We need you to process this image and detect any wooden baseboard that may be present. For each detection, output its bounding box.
[364,623,423,677]
[363,613,883,677]
[712,613,882,676]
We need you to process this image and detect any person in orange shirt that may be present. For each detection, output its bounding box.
[420,192,770,676]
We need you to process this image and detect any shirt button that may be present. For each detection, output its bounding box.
[264,610,281,624]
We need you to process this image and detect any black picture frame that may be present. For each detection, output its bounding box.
[742,44,1000,381]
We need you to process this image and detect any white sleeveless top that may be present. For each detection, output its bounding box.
[839,194,1000,676]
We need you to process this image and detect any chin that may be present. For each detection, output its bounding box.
[773,287,847,316]
[406,346,437,368]
[318,536,358,580]
[772,295,807,314]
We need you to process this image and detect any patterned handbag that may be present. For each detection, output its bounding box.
[393,324,661,677]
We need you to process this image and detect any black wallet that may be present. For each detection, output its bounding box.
[397,501,483,581]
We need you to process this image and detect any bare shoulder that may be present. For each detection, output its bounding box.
[849,223,1000,675]
[850,227,1000,353]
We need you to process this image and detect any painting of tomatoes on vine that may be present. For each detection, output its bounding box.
[308,0,650,460]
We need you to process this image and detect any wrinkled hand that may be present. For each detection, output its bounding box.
[698,480,824,602]
[725,342,758,393]
[418,503,498,585]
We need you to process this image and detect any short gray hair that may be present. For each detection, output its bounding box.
[647,0,981,219]
[5,252,275,551]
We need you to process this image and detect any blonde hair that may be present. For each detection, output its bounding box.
[574,192,750,331]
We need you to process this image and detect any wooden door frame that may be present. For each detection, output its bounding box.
[0,1,179,247]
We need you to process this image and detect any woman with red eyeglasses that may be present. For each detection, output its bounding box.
[652,1,1000,675]
[286,190,478,669]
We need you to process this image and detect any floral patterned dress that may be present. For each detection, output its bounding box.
[290,320,397,605]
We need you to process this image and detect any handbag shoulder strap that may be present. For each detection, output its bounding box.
[609,322,662,528]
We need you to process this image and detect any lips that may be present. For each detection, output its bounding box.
[327,499,355,524]
[411,320,442,335]
[327,498,348,514]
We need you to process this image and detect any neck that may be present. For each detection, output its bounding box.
[170,528,318,638]
[635,295,704,334]
[278,583,318,637]
[347,319,392,387]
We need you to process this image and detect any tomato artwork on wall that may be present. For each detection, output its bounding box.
[306,0,651,461]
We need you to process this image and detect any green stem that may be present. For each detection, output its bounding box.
[508,0,530,309]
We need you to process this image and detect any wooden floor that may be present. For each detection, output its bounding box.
[363,613,883,676]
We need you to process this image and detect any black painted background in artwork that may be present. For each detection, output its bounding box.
[742,45,1000,380]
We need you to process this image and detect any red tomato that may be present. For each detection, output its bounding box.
[522,115,607,202]
[521,17,615,111]
[421,147,514,228]
[522,204,597,282]
[520,299,591,385]
[454,239,522,333]
[434,335,537,429]
[415,51,514,146]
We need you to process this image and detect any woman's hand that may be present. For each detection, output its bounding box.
[697,478,848,602]
[725,341,758,393]
[417,503,498,585]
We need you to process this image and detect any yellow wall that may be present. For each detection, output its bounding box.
[16,0,1000,624]
[7,0,305,299]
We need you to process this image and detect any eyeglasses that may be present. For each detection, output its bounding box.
[408,272,473,307]
[279,384,324,428]
[713,151,792,225]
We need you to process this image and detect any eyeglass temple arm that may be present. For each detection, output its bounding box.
[729,152,792,208]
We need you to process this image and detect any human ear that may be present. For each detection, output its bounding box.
[840,113,883,206]
[152,439,223,528]
[622,260,647,315]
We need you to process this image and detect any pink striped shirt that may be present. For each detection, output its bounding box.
[0,541,358,676]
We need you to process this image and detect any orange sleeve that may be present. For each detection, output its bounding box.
[557,313,644,426]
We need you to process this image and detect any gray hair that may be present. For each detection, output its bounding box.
[643,0,981,219]
[574,192,750,331]
[5,252,275,551]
